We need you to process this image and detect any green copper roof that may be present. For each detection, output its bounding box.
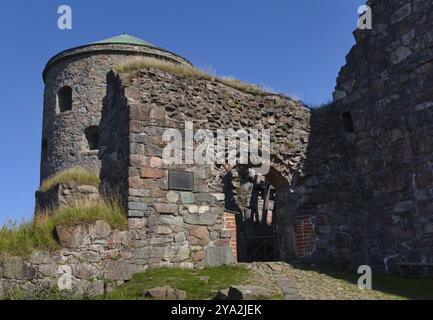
[93,34,158,48]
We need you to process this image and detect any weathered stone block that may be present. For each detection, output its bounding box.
[72,264,100,279]
[104,261,134,281]
[76,251,102,264]
[166,191,179,203]
[56,224,90,249]
[187,226,210,246]
[183,212,217,226]
[129,188,150,197]
[30,251,56,264]
[157,225,173,235]
[192,250,205,262]
[188,205,198,213]
[154,203,178,214]
[174,246,191,261]
[129,202,148,211]
[174,232,186,243]
[159,215,183,225]
[144,286,187,300]
[140,167,164,179]
[38,264,58,277]
[180,192,195,204]
[220,229,233,239]
[205,246,235,266]
[128,176,144,189]
[149,157,163,168]
[90,220,112,239]
[128,217,146,229]
[2,257,37,280]
[128,210,145,218]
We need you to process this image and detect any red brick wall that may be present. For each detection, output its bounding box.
[223,212,238,262]
[294,217,315,257]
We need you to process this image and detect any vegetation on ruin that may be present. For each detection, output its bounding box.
[0,199,127,258]
[38,167,100,193]
[100,265,252,300]
[115,57,271,96]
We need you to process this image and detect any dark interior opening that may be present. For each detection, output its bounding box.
[57,86,72,113]
[41,138,48,159]
[343,111,354,133]
[84,126,99,151]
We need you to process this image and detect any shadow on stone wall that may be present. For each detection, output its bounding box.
[279,103,368,270]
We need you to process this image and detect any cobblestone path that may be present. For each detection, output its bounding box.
[243,262,403,300]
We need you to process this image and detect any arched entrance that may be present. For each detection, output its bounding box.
[223,165,289,262]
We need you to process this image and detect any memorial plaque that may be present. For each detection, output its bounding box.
[168,170,194,191]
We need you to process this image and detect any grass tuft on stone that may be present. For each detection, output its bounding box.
[39,167,100,193]
[115,57,269,96]
[101,265,250,300]
[0,199,127,258]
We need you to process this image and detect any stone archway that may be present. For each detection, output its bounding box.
[222,164,290,262]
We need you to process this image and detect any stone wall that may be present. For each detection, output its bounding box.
[275,105,358,266]
[0,220,136,299]
[271,0,433,270]
[324,0,433,269]
[99,68,311,267]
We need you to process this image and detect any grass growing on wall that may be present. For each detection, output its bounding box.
[39,167,100,193]
[115,57,270,96]
[0,199,127,258]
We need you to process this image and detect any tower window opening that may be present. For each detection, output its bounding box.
[57,86,72,113]
[343,111,354,133]
[84,126,100,151]
[42,138,48,159]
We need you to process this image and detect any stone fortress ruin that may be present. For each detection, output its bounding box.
[1,0,433,296]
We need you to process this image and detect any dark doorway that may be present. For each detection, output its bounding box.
[224,165,284,262]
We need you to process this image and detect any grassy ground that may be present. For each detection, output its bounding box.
[102,266,251,300]
[39,167,100,192]
[0,199,127,258]
[115,57,272,96]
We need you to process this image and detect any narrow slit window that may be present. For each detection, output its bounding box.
[343,111,354,133]
[57,86,72,113]
[41,138,48,159]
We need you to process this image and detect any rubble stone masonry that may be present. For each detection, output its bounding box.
[5,0,433,298]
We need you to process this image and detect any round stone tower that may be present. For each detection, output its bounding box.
[40,34,191,181]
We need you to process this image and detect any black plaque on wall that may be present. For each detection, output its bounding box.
[168,170,194,191]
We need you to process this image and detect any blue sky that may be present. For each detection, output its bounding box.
[0,0,365,223]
